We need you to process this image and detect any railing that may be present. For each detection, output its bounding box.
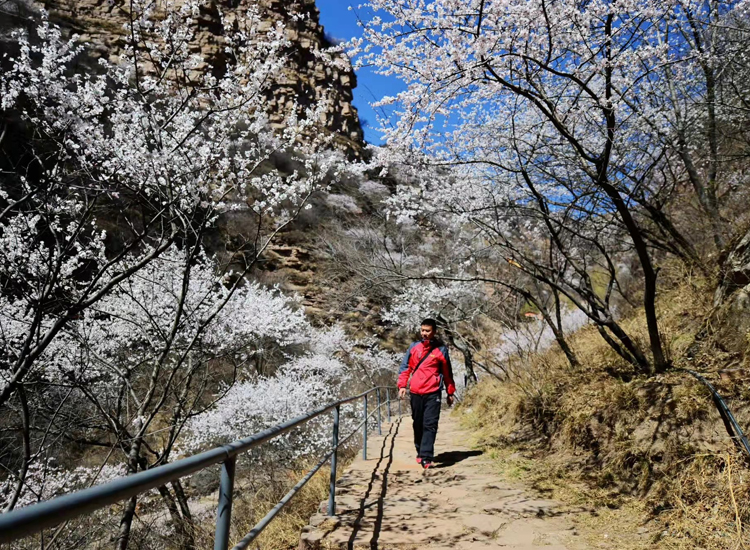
[678,369,750,459]
[0,386,400,549]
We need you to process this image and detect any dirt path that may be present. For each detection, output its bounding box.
[299,411,594,550]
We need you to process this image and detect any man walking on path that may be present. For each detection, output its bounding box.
[398,318,456,469]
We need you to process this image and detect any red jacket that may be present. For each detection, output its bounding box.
[397,340,455,395]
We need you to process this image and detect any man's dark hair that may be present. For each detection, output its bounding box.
[420,318,437,330]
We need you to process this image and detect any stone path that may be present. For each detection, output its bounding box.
[299,410,593,550]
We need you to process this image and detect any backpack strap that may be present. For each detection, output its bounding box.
[412,346,433,373]
[407,344,434,387]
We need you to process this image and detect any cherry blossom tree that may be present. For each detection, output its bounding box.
[0,1,334,406]
[383,278,487,383]
[0,2,354,547]
[622,0,750,250]
[354,0,750,375]
[184,325,397,461]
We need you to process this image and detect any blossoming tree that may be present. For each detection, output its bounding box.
[0,1,356,547]
[355,0,750,375]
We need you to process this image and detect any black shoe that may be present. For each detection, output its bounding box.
[421,460,433,469]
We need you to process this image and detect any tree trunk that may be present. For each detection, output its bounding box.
[597,326,638,367]
[599,14,666,374]
[157,485,195,550]
[702,50,725,250]
[524,289,580,369]
[541,298,580,369]
[116,496,138,550]
[600,182,666,374]
[677,146,724,251]
[604,319,651,373]
[172,480,195,549]
[552,327,580,369]
[453,338,478,386]
[115,440,142,550]
[136,454,195,550]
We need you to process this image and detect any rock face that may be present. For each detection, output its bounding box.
[19,0,364,154]
[714,228,750,361]
[1,0,373,322]
[717,228,750,302]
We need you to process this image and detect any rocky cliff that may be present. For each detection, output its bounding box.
[1,0,377,325]
[4,0,364,155]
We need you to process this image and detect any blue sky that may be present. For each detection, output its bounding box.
[315,1,405,145]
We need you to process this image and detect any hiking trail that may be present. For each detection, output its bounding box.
[299,410,619,550]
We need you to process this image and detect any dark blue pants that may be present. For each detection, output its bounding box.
[410,391,441,460]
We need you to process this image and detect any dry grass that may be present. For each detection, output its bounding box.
[655,452,750,549]
[188,451,356,550]
[188,467,330,550]
[231,466,331,549]
[459,268,750,549]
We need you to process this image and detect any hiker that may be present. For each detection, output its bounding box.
[397,318,456,469]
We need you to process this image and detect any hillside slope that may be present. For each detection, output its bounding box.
[461,267,750,549]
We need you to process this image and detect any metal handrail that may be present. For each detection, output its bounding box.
[0,385,400,548]
[233,394,395,550]
[678,369,750,458]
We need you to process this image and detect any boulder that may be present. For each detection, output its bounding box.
[715,228,750,304]
[713,228,750,360]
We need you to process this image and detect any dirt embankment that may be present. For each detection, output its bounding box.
[461,273,750,549]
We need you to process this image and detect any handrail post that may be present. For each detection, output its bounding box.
[363,394,368,460]
[376,388,382,435]
[386,388,391,423]
[214,456,236,550]
[327,404,340,516]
